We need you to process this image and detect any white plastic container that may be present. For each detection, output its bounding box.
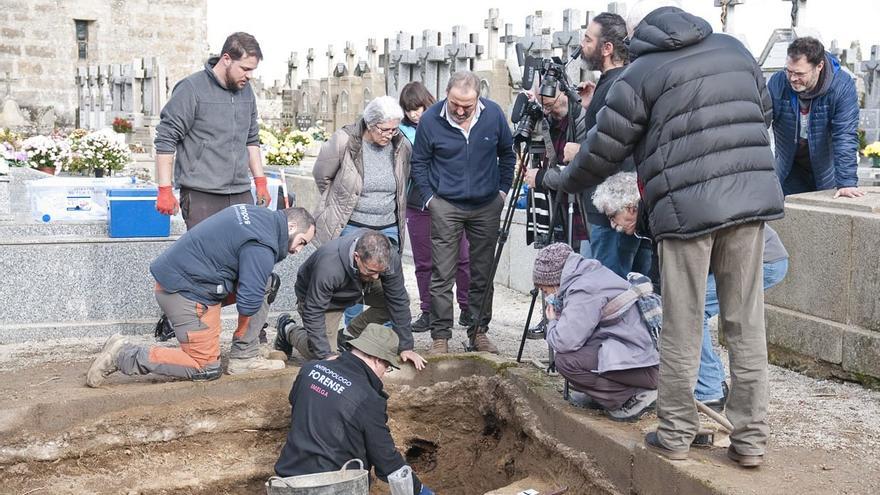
[27,176,137,223]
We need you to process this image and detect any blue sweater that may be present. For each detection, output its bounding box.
[410,97,516,210]
[768,54,859,192]
[150,205,289,316]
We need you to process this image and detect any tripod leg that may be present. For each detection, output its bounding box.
[517,288,540,363]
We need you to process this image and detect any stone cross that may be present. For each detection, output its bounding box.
[306,48,315,79]
[519,11,553,60]
[0,72,17,98]
[484,8,501,60]
[286,52,298,88]
[366,38,379,72]
[387,32,417,97]
[344,42,356,75]
[715,0,744,34]
[501,23,517,60]
[445,26,479,73]
[417,30,444,96]
[553,9,583,58]
[785,0,808,28]
[325,45,335,78]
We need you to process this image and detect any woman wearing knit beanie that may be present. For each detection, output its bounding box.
[532,243,660,422]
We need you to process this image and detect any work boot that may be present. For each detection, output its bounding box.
[526,318,548,340]
[644,431,689,461]
[471,333,498,354]
[411,312,430,333]
[700,381,729,413]
[727,445,764,468]
[606,389,657,422]
[458,311,473,328]
[227,356,286,375]
[273,313,294,359]
[429,338,449,355]
[86,333,127,387]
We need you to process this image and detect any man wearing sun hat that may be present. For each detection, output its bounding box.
[274,323,434,495]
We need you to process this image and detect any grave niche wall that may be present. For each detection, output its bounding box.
[0,0,207,126]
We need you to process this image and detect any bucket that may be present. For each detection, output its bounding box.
[266,459,369,495]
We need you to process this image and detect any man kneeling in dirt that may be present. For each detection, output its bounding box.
[533,243,660,421]
[86,205,315,387]
[273,323,434,494]
[273,228,426,370]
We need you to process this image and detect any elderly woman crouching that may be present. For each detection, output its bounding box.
[312,96,410,251]
[533,241,659,421]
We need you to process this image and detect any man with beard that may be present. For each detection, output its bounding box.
[526,12,651,279]
[274,229,427,370]
[153,32,272,229]
[768,36,863,198]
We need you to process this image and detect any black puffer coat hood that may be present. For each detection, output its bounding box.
[561,7,784,240]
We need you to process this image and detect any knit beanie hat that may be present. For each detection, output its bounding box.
[533,243,573,286]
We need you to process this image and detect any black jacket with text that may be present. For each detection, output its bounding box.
[560,7,784,240]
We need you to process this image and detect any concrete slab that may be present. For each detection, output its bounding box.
[842,326,880,377]
[849,215,880,332]
[765,204,852,323]
[784,186,880,213]
[765,305,844,364]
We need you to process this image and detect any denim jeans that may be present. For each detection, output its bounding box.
[339,223,400,327]
[588,223,654,279]
[695,258,789,400]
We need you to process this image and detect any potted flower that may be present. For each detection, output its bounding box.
[265,128,311,167]
[21,135,70,175]
[864,141,880,169]
[72,130,132,177]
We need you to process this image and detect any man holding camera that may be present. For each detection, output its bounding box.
[525,13,650,279]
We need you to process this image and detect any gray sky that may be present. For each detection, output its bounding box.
[208,0,880,85]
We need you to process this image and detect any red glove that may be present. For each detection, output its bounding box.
[156,185,179,215]
[253,176,270,207]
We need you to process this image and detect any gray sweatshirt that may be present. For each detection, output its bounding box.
[154,57,259,194]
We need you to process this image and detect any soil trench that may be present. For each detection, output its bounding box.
[0,374,612,495]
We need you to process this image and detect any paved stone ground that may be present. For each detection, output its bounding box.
[1,260,879,482]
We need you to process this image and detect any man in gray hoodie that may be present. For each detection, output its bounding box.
[153,32,272,229]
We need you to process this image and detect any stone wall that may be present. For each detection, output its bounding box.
[767,189,880,384]
[0,0,207,126]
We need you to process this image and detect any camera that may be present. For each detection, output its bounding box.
[510,94,545,144]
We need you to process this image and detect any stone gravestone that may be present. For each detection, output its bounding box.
[0,72,28,128]
[552,9,586,93]
[417,30,445,97]
[862,47,880,144]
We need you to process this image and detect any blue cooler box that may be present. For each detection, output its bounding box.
[107,188,171,238]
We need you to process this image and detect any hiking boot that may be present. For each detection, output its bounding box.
[337,330,354,353]
[727,445,764,468]
[227,356,286,375]
[86,333,127,387]
[526,319,548,340]
[154,314,175,342]
[273,313,294,359]
[429,338,449,355]
[700,381,729,413]
[412,312,430,333]
[259,323,269,345]
[471,333,499,354]
[458,311,473,328]
[567,390,604,410]
[644,431,689,461]
[606,389,657,422]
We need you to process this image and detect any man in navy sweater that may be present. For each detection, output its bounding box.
[410,70,516,354]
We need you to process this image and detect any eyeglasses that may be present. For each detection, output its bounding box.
[372,125,399,137]
[379,358,394,373]
[783,66,816,80]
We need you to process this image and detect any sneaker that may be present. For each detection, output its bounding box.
[227,356,286,375]
[644,431,689,461]
[429,338,449,355]
[273,313,294,359]
[526,319,547,340]
[471,333,499,354]
[606,389,657,422]
[700,381,729,413]
[458,311,474,328]
[259,323,269,345]
[154,314,175,342]
[567,390,604,410]
[412,312,430,333]
[86,333,127,387]
[727,445,764,468]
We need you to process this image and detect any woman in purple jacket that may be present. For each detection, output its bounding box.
[533,243,659,422]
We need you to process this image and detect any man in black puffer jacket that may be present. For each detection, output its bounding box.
[556,1,784,467]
